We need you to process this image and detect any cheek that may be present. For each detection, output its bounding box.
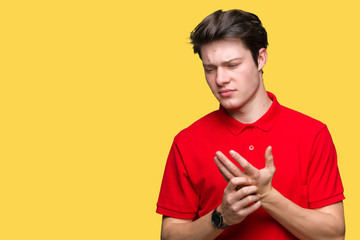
[205,78,220,97]
[205,76,215,88]
[235,67,258,84]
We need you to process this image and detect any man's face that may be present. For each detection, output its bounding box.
[201,38,266,113]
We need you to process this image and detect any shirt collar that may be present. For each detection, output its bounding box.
[217,92,281,135]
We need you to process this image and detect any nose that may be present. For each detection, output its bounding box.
[215,67,230,86]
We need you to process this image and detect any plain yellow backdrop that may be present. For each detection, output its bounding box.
[1,0,359,239]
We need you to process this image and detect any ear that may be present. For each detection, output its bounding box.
[257,48,267,71]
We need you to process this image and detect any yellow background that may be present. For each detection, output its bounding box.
[1,0,359,239]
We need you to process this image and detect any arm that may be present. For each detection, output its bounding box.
[161,214,222,240]
[161,177,261,240]
[214,147,345,240]
[261,189,345,240]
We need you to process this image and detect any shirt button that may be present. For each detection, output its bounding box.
[249,145,254,150]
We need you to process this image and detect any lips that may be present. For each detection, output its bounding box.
[218,89,235,97]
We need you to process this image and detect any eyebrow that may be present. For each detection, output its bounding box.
[202,58,242,67]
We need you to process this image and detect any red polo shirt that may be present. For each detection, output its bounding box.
[156,92,344,239]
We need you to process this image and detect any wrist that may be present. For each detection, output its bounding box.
[211,207,230,230]
[260,187,276,203]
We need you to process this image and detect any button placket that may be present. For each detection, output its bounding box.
[246,126,255,152]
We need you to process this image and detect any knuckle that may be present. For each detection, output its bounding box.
[225,196,232,205]
[230,178,238,185]
[241,188,249,195]
[230,205,237,212]
[236,210,246,218]
[240,186,255,196]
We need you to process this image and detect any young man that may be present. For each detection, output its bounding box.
[156,9,345,240]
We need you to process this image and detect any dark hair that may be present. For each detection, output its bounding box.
[190,9,268,66]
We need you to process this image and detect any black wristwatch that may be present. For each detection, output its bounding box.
[211,207,230,229]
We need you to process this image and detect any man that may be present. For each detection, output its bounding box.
[156,9,345,240]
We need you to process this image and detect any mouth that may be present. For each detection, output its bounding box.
[218,89,235,97]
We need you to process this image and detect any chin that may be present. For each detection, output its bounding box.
[220,102,242,110]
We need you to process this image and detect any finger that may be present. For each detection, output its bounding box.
[214,156,232,182]
[264,146,275,169]
[229,150,258,176]
[231,192,261,211]
[237,200,261,217]
[225,177,252,192]
[216,151,245,177]
[233,185,258,201]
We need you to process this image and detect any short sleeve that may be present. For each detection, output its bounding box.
[156,141,199,219]
[307,126,344,209]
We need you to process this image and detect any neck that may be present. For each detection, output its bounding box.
[226,86,272,124]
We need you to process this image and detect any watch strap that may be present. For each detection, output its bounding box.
[211,207,230,229]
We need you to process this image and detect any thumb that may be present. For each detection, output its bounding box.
[264,146,274,169]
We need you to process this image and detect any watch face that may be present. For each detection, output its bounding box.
[212,211,222,228]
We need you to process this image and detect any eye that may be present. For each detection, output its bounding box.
[204,68,215,73]
[228,64,239,68]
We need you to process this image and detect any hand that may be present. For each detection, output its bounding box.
[218,177,261,226]
[214,146,276,197]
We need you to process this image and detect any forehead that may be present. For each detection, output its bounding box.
[200,38,250,64]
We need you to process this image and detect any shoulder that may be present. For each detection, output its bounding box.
[278,105,327,134]
[174,110,221,143]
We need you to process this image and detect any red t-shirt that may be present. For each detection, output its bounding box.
[157,92,344,239]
